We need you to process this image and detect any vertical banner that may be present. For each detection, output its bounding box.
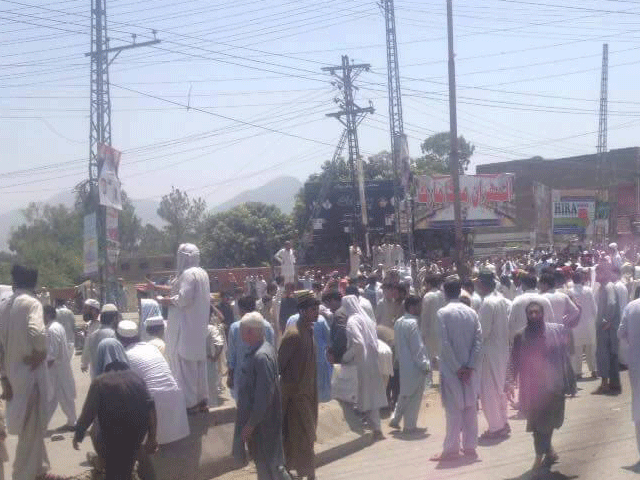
[105,207,119,275]
[83,213,98,276]
[397,133,412,194]
[98,144,123,210]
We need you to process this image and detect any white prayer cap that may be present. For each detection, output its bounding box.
[117,320,138,338]
[609,242,618,250]
[145,316,164,328]
[239,311,265,330]
[101,303,118,314]
[84,298,100,310]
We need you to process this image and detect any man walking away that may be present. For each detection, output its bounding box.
[508,302,573,472]
[431,276,482,461]
[420,275,445,367]
[570,269,598,378]
[81,304,118,378]
[390,295,430,433]
[594,262,622,395]
[44,305,77,432]
[477,271,511,440]
[55,300,76,356]
[74,360,158,480]
[233,315,290,480]
[278,291,319,480]
[0,265,50,480]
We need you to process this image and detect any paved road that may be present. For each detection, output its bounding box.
[218,373,640,480]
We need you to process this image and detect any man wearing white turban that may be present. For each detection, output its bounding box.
[341,295,388,440]
[149,243,211,413]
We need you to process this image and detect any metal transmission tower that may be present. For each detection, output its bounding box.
[596,43,609,242]
[379,0,414,258]
[87,0,159,302]
[323,56,375,254]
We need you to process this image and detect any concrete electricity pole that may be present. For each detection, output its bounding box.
[323,56,375,254]
[447,0,465,276]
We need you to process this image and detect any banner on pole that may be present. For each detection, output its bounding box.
[106,207,120,269]
[83,213,98,276]
[98,144,123,210]
[414,174,516,229]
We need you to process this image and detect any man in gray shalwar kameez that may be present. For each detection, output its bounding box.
[233,315,290,480]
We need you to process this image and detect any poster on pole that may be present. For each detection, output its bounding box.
[98,144,123,211]
[83,213,98,276]
[414,174,516,229]
[551,190,596,237]
[106,207,120,270]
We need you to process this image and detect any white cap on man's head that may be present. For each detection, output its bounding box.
[145,316,165,328]
[84,298,100,310]
[101,303,118,314]
[117,320,138,338]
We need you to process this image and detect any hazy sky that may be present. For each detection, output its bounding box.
[1,0,639,214]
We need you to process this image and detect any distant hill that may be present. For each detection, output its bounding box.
[0,192,163,252]
[211,176,302,214]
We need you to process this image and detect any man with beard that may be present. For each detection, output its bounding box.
[508,302,574,472]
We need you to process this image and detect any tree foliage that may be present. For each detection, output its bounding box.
[200,202,294,268]
[157,187,206,250]
[8,203,83,288]
[119,191,142,253]
[418,132,475,174]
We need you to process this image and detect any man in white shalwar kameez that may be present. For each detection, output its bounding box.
[0,265,50,480]
[55,301,76,356]
[389,296,430,432]
[150,243,210,412]
[44,306,76,431]
[508,274,555,342]
[570,270,598,378]
[618,297,640,460]
[341,295,387,440]
[420,275,445,366]
[274,241,296,285]
[539,272,580,326]
[117,320,190,445]
[476,273,511,439]
[431,276,483,461]
[349,245,362,278]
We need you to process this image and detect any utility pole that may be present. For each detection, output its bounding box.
[446,0,464,276]
[380,0,415,263]
[596,43,611,244]
[87,0,159,303]
[323,56,375,256]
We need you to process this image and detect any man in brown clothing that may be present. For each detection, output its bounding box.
[278,291,319,480]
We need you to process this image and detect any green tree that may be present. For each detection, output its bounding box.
[157,187,206,250]
[200,203,294,268]
[8,203,83,288]
[137,224,171,255]
[119,191,142,253]
[416,132,475,174]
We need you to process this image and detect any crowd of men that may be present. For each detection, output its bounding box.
[6,240,640,479]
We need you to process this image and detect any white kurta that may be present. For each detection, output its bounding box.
[359,296,376,324]
[55,306,76,354]
[615,280,630,365]
[167,265,210,407]
[618,299,640,421]
[420,289,445,360]
[508,290,555,341]
[478,292,511,432]
[126,342,191,444]
[543,290,580,325]
[0,291,50,480]
[571,285,597,346]
[349,246,362,278]
[275,248,296,283]
[437,301,483,411]
[342,297,387,413]
[46,321,76,426]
